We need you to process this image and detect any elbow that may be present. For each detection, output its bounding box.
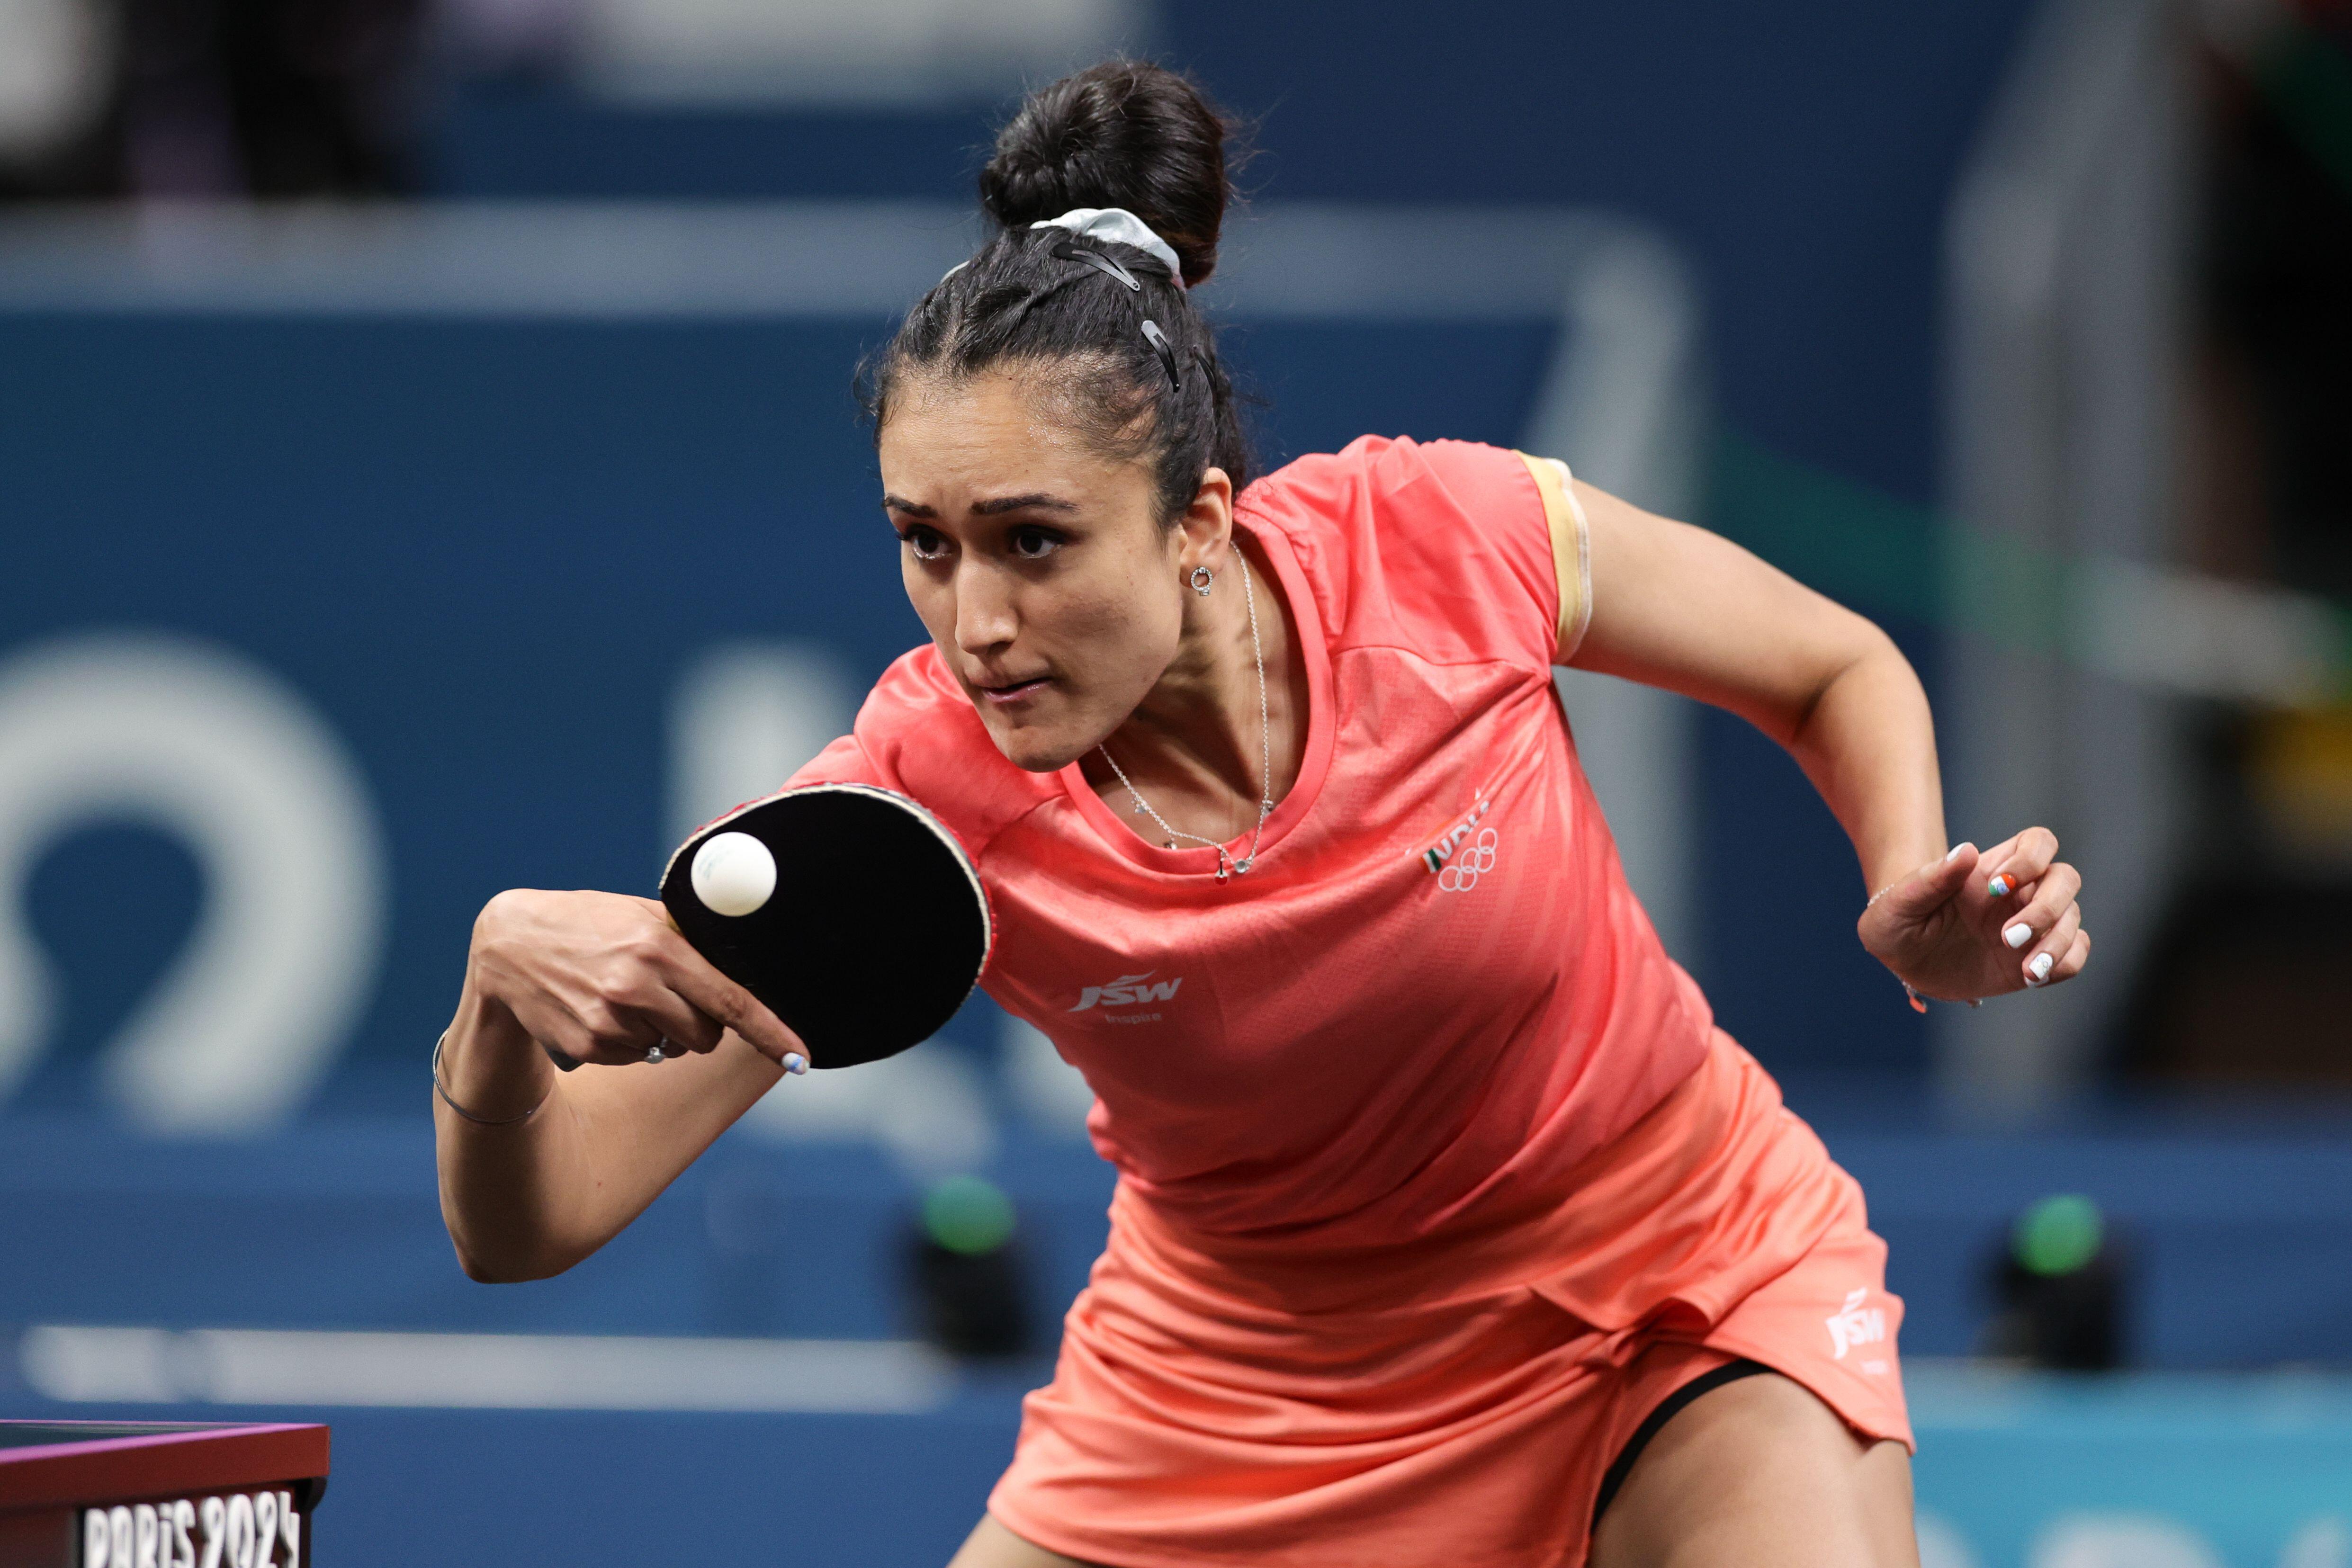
[453,1240,522,1284]
[439,1157,589,1283]
[443,1197,584,1283]
[450,1230,523,1283]
[1860,616,1912,671]
[452,1235,576,1284]
[457,1250,508,1284]
[1787,621,1913,743]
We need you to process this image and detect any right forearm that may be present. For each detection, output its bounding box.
[434,988,598,1281]
[436,886,802,1283]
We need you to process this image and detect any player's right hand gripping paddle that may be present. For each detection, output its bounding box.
[660,784,992,1068]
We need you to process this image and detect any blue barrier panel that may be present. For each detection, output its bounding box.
[1908,1365,2352,1568]
[9,1116,2352,1372]
[0,1119,1117,1339]
[16,1369,2351,1567]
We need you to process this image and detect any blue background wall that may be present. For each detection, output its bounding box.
[437,1,2037,500]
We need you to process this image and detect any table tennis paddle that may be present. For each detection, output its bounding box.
[659,783,992,1068]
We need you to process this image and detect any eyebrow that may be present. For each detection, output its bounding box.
[880,492,1079,518]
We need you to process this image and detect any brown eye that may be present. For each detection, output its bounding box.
[1010,527,1063,560]
[901,527,948,560]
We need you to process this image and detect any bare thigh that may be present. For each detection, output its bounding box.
[1588,1371,1918,1568]
[946,1514,1104,1568]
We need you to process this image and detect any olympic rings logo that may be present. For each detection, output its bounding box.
[1436,827,1500,893]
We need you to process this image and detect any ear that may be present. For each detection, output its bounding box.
[1173,467,1235,574]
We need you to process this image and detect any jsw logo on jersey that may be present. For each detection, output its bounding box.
[1825,1288,1887,1361]
[1070,971,1184,1012]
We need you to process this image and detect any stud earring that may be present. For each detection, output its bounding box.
[1189,565,1214,596]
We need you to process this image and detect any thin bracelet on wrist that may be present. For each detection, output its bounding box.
[1865,883,1984,1014]
[432,1029,555,1127]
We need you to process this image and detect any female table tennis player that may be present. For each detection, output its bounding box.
[435,59,2091,1568]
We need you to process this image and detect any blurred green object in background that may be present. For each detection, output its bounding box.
[922,1175,1019,1257]
[2012,1194,2105,1278]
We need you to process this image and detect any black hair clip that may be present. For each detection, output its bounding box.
[1140,320,1182,386]
[1052,242,1142,292]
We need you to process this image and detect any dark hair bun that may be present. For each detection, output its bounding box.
[979,60,1236,287]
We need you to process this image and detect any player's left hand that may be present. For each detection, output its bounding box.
[1857,828,2090,1004]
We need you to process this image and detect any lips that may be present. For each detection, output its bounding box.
[977,675,1051,705]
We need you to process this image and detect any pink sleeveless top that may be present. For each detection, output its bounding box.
[791,435,1714,1247]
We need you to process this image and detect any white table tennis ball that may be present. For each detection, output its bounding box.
[691,831,776,917]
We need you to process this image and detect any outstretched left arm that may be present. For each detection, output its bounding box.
[1555,473,2089,1003]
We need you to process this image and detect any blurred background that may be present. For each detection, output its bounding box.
[1,0,2349,1561]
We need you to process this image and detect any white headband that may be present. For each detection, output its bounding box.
[1030,207,1186,288]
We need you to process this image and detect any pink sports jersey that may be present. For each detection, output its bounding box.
[791,435,1715,1246]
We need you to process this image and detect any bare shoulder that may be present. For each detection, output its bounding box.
[1565,476,1886,740]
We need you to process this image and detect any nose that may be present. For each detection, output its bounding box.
[952,559,1018,658]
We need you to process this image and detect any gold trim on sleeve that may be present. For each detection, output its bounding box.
[1515,450,1592,661]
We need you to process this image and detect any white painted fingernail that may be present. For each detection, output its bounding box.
[784,1053,808,1075]
[2029,952,2054,982]
[1946,843,1970,861]
[2004,922,2033,949]
[1987,875,2012,897]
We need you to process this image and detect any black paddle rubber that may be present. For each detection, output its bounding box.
[660,784,991,1068]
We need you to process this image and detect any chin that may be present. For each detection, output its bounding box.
[979,716,1088,775]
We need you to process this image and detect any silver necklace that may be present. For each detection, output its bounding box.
[1097,552,1275,883]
